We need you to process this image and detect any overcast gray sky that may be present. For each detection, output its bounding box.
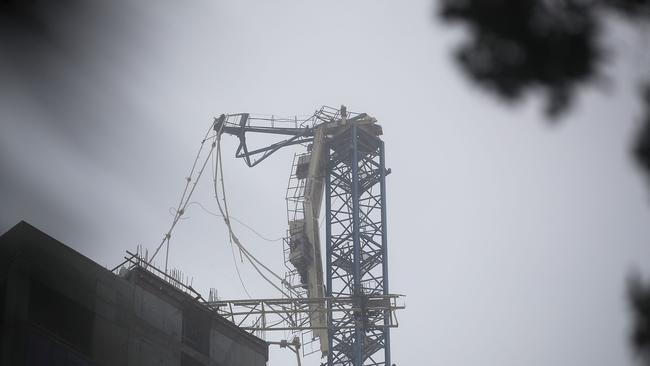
[2,1,650,365]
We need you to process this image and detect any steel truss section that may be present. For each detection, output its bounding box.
[114,252,403,337]
[207,295,402,333]
[326,124,390,366]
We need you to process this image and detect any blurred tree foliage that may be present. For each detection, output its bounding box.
[630,272,650,364]
[439,0,649,116]
[636,86,650,185]
[437,0,650,363]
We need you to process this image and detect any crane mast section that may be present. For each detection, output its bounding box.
[326,123,391,366]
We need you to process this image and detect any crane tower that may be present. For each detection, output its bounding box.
[213,106,399,366]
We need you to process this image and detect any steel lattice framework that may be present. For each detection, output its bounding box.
[326,124,390,366]
[143,106,403,366]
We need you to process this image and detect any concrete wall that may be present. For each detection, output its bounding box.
[0,221,268,366]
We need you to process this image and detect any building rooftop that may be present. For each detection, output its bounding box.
[0,221,268,366]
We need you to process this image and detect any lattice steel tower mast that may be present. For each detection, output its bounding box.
[214,105,398,366]
[325,116,391,366]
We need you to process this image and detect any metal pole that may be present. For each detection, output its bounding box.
[164,238,170,274]
[350,124,363,366]
[379,140,391,365]
[294,346,301,366]
[325,143,334,366]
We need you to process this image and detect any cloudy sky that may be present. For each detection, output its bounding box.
[2,1,650,365]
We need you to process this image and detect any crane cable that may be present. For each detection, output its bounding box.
[213,131,293,297]
[210,132,252,299]
[177,201,283,242]
[213,125,299,298]
[148,118,298,299]
[148,125,216,271]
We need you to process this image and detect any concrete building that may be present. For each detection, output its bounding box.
[0,221,268,366]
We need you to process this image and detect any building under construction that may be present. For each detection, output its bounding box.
[0,221,268,366]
